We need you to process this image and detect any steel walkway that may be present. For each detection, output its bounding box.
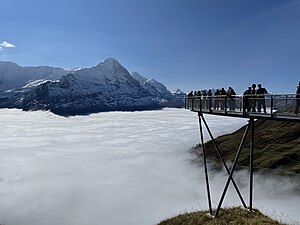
[185,94,300,217]
[186,94,300,122]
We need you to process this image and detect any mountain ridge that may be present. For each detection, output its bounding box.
[0,58,185,115]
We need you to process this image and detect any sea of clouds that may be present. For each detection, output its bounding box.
[0,108,299,225]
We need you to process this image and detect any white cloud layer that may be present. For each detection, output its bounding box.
[0,108,298,225]
[0,41,15,50]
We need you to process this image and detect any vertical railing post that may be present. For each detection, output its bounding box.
[198,112,213,215]
[225,96,227,114]
[270,95,273,118]
[199,96,202,112]
[242,96,245,116]
[192,97,195,110]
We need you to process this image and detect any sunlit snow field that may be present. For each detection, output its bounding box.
[0,108,299,225]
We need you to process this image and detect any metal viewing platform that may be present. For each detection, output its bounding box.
[185,94,300,122]
[185,94,300,217]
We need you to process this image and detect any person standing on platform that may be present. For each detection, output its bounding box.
[214,89,220,110]
[295,81,300,114]
[227,87,236,111]
[220,88,227,110]
[256,84,268,113]
[207,89,212,111]
[243,87,252,112]
[250,84,257,112]
[187,91,194,109]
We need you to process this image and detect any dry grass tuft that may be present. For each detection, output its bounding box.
[157,207,286,225]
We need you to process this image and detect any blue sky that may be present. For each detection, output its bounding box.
[1,0,300,94]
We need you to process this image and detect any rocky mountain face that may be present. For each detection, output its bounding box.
[0,58,185,115]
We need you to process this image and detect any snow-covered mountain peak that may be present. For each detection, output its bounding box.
[74,58,137,87]
[95,58,123,71]
[173,89,184,94]
[90,58,129,78]
[104,58,120,65]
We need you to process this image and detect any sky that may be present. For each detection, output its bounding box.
[0,108,299,225]
[1,0,300,94]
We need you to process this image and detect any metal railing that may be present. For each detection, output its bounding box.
[185,94,300,121]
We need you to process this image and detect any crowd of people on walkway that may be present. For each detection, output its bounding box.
[187,81,300,114]
[242,83,268,113]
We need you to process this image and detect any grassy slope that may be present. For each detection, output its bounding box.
[203,120,300,175]
[157,207,285,225]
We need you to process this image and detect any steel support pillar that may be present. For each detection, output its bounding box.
[249,118,255,211]
[198,112,213,215]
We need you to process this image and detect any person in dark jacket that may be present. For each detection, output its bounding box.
[256,84,268,113]
[227,87,236,111]
[243,87,252,112]
[207,89,212,111]
[214,89,220,110]
[220,88,227,110]
[187,91,194,109]
[187,91,193,97]
[207,89,212,97]
[295,81,300,114]
[250,84,257,112]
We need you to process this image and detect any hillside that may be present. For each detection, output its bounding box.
[198,119,300,175]
[157,207,285,225]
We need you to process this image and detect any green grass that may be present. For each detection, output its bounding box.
[201,119,300,175]
[157,207,286,225]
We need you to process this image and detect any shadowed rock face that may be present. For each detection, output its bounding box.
[0,59,185,115]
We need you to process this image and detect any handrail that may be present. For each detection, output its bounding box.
[187,93,298,98]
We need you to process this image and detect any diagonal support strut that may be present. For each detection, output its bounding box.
[214,119,252,216]
[199,113,247,209]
